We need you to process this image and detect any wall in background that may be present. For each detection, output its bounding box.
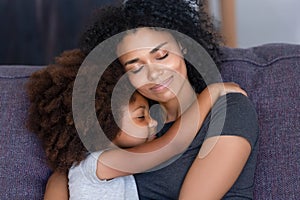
[210,0,300,48]
[0,0,123,65]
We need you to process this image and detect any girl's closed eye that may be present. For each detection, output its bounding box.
[136,114,145,119]
[131,107,147,121]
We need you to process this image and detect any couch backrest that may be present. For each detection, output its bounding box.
[220,43,300,200]
[0,43,299,199]
[0,66,52,199]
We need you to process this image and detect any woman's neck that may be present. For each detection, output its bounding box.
[161,80,197,122]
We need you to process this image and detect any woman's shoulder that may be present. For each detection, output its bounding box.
[218,93,255,108]
[208,93,259,149]
[215,93,257,119]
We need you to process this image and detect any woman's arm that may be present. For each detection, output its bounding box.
[44,171,69,200]
[179,136,251,200]
[97,82,246,180]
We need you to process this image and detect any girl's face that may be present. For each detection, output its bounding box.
[113,92,157,148]
[117,28,188,103]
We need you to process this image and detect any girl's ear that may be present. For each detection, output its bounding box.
[110,133,121,148]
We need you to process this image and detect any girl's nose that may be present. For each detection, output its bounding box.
[147,117,158,139]
[148,117,158,128]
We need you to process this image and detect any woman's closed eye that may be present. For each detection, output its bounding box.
[131,65,144,74]
[129,50,168,74]
[156,50,169,60]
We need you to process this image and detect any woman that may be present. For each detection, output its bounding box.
[38,49,247,200]
[45,0,259,199]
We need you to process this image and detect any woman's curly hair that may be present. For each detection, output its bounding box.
[26,0,222,173]
[26,49,130,172]
[80,0,222,93]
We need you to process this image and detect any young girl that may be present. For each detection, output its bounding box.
[27,49,246,199]
[68,90,157,200]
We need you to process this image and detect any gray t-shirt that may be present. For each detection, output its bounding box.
[135,93,259,199]
[68,151,139,200]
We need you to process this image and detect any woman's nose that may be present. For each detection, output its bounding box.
[147,64,163,81]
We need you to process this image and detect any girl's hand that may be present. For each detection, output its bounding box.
[208,82,247,98]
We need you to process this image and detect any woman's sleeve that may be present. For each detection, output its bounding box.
[205,93,259,149]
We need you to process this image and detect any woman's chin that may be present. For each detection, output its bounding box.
[146,89,178,103]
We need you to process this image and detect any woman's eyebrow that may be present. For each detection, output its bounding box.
[124,58,139,67]
[150,42,168,54]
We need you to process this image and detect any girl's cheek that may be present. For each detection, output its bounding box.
[138,126,150,138]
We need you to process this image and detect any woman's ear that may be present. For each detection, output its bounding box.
[177,41,187,55]
[182,47,187,55]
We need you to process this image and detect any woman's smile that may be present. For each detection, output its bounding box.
[150,75,174,93]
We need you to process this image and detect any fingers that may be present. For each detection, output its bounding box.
[240,89,248,97]
[223,82,248,97]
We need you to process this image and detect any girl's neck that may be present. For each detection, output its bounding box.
[161,80,196,122]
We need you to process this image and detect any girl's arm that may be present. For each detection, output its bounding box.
[97,82,246,180]
[44,171,69,200]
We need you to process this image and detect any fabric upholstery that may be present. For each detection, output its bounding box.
[220,43,300,200]
[0,43,299,199]
[0,66,52,200]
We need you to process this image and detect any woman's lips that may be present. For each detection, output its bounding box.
[150,76,173,92]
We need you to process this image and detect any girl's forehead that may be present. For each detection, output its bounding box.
[130,92,147,105]
[116,28,177,56]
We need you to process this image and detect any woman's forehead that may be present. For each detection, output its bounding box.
[116,28,177,56]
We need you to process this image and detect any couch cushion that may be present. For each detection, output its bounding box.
[0,65,51,199]
[220,43,300,200]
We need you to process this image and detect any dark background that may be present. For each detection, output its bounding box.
[0,0,123,65]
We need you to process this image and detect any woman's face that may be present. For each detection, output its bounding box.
[117,28,188,103]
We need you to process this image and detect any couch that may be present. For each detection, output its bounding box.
[0,43,299,200]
